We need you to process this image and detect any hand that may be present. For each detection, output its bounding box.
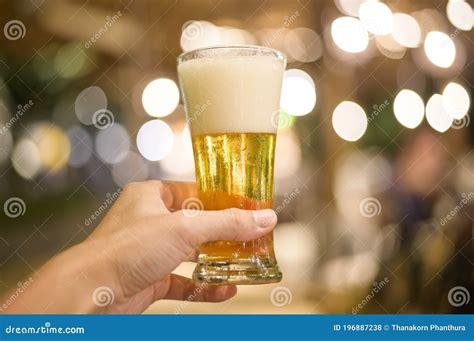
[2,181,277,314]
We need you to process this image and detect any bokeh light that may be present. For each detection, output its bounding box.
[442,82,470,119]
[32,124,71,172]
[142,78,180,118]
[67,126,93,168]
[180,20,220,52]
[393,89,425,129]
[332,101,367,142]
[136,119,174,161]
[334,0,367,17]
[392,13,421,48]
[359,1,393,36]
[284,28,323,62]
[280,69,316,117]
[11,138,41,179]
[74,86,107,125]
[424,31,456,68]
[331,17,369,53]
[447,0,473,31]
[0,129,13,165]
[95,124,130,164]
[160,124,195,177]
[426,94,453,133]
[375,34,406,59]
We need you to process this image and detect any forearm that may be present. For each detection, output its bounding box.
[2,241,117,314]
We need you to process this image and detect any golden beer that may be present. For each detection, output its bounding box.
[178,46,285,284]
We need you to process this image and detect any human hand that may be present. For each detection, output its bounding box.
[2,181,277,314]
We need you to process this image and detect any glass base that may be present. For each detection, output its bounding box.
[192,258,282,285]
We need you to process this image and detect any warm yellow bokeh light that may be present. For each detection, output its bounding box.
[33,124,71,172]
[392,13,421,48]
[331,17,369,53]
[359,1,394,36]
[280,69,316,117]
[447,0,473,31]
[426,94,453,133]
[393,89,425,129]
[442,82,470,119]
[424,31,456,68]
[332,101,367,142]
[142,78,180,118]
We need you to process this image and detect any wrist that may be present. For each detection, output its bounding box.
[5,239,119,314]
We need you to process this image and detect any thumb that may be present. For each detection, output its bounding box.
[166,208,277,250]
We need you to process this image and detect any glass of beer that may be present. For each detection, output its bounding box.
[177,46,285,284]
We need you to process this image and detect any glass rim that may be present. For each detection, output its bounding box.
[177,45,286,64]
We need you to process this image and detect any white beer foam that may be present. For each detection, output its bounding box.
[178,55,285,135]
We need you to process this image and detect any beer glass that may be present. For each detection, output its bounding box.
[177,46,285,284]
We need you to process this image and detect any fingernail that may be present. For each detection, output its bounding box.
[253,209,277,228]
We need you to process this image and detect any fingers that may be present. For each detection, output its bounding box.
[166,208,277,249]
[162,274,237,302]
[160,181,198,211]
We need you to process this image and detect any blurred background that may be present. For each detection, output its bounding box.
[0,0,472,314]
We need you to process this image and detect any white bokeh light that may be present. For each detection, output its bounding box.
[142,78,180,118]
[136,119,174,161]
[331,17,369,53]
[424,31,456,68]
[426,94,453,133]
[334,0,368,17]
[442,82,470,119]
[393,89,425,129]
[392,13,421,48]
[332,101,368,142]
[95,124,130,164]
[447,0,473,31]
[67,126,92,168]
[11,138,41,179]
[280,69,316,117]
[359,1,394,36]
[75,86,107,125]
